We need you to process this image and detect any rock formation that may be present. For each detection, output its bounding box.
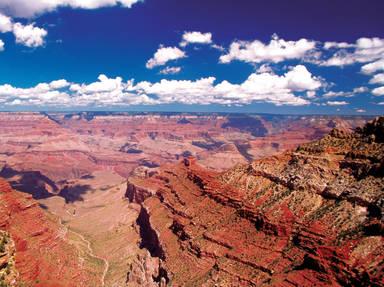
[0,179,99,287]
[0,231,17,286]
[126,117,384,286]
[0,112,370,182]
[0,112,377,286]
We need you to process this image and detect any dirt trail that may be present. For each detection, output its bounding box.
[72,228,109,287]
[57,216,109,287]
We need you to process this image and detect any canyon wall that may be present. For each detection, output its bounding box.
[0,112,378,286]
[0,179,100,287]
[126,117,384,286]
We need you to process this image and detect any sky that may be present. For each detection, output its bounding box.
[0,0,383,114]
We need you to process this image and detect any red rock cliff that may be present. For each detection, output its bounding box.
[127,117,384,286]
[0,179,99,287]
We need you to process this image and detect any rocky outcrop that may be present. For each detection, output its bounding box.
[125,175,162,204]
[127,118,384,286]
[0,179,99,287]
[0,231,17,286]
[120,143,144,154]
[126,251,167,287]
[125,174,171,286]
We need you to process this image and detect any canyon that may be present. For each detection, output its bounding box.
[126,117,384,286]
[0,112,382,286]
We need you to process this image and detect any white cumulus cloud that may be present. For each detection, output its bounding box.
[353,86,368,93]
[146,46,186,69]
[180,31,212,47]
[361,59,384,75]
[0,12,12,32]
[322,37,384,67]
[12,22,47,47]
[219,34,316,64]
[369,73,384,85]
[372,86,384,96]
[306,91,316,98]
[0,12,47,48]
[323,42,355,49]
[70,74,124,94]
[49,79,70,89]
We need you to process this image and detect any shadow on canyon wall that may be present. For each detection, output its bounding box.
[0,166,93,203]
[222,116,268,137]
[58,184,93,203]
[0,166,57,200]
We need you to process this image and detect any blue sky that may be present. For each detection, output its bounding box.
[0,0,383,114]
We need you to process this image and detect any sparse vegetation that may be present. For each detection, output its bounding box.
[0,231,17,287]
[0,237,6,253]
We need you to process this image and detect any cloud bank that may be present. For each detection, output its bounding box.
[0,65,322,107]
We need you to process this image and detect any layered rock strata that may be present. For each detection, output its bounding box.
[0,179,99,287]
[126,118,384,286]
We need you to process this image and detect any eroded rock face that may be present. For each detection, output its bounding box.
[0,113,377,286]
[126,251,161,287]
[0,231,17,286]
[0,179,99,287]
[127,118,384,286]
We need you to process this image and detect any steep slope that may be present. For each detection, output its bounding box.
[0,179,100,287]
[0,231,17,286]
[126,117,384,286]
